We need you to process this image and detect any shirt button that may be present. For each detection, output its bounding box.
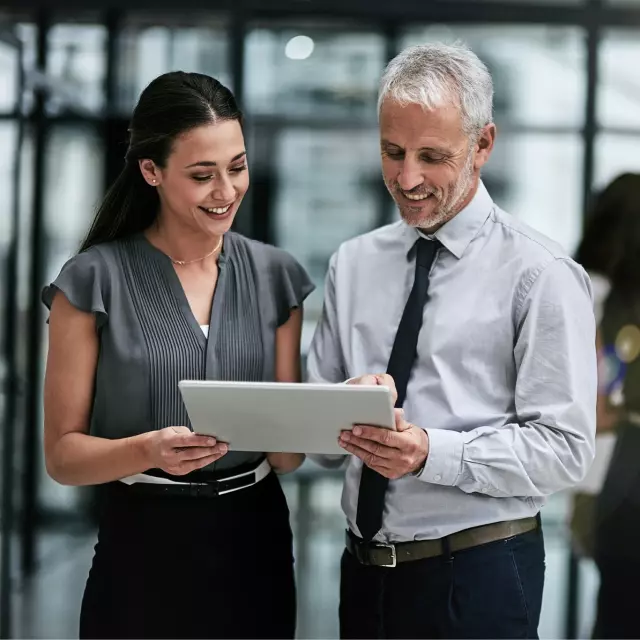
[481,487,488,493]
[434,475,442,481]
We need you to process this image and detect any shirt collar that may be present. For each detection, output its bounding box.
[403,180,494,260]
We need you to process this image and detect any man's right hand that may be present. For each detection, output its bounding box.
[142,426,228,475]
[347,373,398,406]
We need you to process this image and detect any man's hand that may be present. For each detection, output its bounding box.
[338,409,429,479]
[346,373,398,406]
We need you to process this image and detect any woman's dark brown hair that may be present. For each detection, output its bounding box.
[79,71,242,252]
[575,173,640,296]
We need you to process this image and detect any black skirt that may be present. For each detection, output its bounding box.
[79,471,296,639]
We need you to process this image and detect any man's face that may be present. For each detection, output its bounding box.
[380,99,494,232]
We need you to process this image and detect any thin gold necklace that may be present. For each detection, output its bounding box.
[168,236,223,266]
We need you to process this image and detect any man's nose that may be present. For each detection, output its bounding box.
[396,159,424,192]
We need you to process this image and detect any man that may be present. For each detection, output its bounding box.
[307,42,596,639]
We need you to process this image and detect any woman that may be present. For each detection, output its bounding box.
[42,71,314,639]
[575,173,640,638]
[569,174,640,559]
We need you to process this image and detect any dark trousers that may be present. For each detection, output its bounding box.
[340,528,545,639]
[80,472,296,639]
[594,555,640,639]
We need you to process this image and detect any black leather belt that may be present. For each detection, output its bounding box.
[118,458,270,498]
[346,516,539,567]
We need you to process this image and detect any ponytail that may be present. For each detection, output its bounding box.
[79,161,159,253]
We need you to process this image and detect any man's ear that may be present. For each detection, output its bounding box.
[474,124,496,171]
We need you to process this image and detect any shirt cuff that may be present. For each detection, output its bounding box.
[416,428,464,486]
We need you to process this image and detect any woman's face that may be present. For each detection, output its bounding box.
[140,120,249,237]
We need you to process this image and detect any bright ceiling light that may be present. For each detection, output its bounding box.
[285,35,314,60]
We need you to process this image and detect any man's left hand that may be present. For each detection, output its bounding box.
[338,409,429,479]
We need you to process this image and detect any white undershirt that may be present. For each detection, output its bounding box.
[201,325,209,338]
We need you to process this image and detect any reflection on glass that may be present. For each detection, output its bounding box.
[0,123,17,291]
[245,27,385,120]
[0,40,18,113]
[116,23,229,114]
[40,124,104,511]
[488,133,583,253]
[47,24,107,114]
[599,30,640,129]
[0,122,18,521]
[594,134,640,190]
[16,23,38,114]
[273,128,382,320]
[45,126,104,256]
[401,25,586,128]
[17,23,37,71]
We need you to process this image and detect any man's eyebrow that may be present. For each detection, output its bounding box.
[419,147,449,154]
[381,140,449,154]
[185,151,246,168]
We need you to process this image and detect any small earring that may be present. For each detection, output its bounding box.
[151,179,157,184]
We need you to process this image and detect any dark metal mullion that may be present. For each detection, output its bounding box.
[581,0,601,223]
[246,0,640,27]
[228,0,587,26]
[0,27,25,640]
[103,11,125,211]
[230,5,246,116]
[104,10,119,119]
[376,22,399,229]
[232,4,270,244]
[10,0,640,28]
[21,9,50,578]
[229,5,260,237]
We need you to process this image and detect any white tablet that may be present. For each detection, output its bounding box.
[178,380,396,455]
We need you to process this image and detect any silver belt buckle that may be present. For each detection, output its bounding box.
[375,543,397,568]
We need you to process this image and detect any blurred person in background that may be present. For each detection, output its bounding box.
[308,42,597,639]
[569,175,639,560]
[41,71,313,639]
[578,173,640,639]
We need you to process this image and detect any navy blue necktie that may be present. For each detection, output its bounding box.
[355,238,439,542]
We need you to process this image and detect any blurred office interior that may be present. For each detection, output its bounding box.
[1,0,640,637]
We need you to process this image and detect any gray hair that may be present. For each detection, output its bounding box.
[378,42,494,137]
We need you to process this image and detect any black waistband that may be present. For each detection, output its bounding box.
[144,456,266,485]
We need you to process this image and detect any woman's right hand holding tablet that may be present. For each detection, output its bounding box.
[142,426,228,475]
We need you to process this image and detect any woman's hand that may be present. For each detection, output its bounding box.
[143,426,228,475]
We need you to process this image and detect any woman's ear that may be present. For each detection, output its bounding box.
[139,159,161,186]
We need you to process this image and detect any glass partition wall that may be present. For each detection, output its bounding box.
[4,1,640,637]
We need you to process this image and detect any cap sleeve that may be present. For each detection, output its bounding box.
[275,250,315,327]
[41,247,109,328]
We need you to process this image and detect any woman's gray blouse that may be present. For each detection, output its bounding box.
[42,232,315,472]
